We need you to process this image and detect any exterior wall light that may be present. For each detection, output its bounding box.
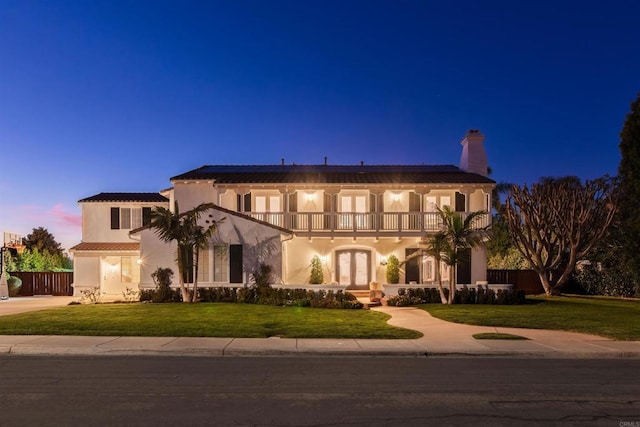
[392,193,401,202]
[380,256,388,266]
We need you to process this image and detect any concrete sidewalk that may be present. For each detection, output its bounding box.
[1,298,639,358]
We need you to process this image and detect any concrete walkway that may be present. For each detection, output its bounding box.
[1,297,639,358]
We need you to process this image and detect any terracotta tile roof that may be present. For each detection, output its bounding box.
[70,242,140,252]
[171,165,494,184]
[78,192,169,203]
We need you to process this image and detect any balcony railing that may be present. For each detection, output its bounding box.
[246,212,490,234]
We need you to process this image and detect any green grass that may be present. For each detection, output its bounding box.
[473,333,528,340]
[0,303,421,339]
[421,295,640,340]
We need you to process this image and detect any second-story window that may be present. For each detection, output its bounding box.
[110,207,151,230]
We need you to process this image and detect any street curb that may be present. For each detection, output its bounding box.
[3,345,640,359]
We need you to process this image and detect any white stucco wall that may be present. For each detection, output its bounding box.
[172,182,217,211]
[81,201,169,242]
[137,208,286,289]
[470,245,487,284]
[72,256,101,295]
[283,237,419,285]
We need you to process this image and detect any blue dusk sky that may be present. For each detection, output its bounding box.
[1,0,639,252]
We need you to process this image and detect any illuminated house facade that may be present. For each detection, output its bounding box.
[71,130,494,297]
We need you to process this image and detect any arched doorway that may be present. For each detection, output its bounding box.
[336,249,371,290]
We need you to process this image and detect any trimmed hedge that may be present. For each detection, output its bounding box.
[198,287,364,309]
[386,287,526,306]
[141,286,364,309]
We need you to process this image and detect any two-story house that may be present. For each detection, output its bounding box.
[71,130,495,297]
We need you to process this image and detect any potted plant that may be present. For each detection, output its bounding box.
[309,255,324,284]
[385,254,400,284]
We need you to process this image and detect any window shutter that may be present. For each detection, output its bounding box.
[229,244,243,283]
[409,192,421,212]
[455,192,466,212]
[369,194,376,212]
[243,193,252,212]
[236,194,242,212]
[377,194,384,213]
[142,207,152,226]
[288,193,297,212]
[323,193,331,212]
[111,207,120,229]
[405,248,420,284]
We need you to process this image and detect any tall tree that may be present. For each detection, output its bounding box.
[149,202,220,302]
[189,219,221,303]
[486,181,524,267]
[23,227,63,255]
[618,92,640,285]
[437,206,489,304]
[424,231,449,304]
[505,177,618,296]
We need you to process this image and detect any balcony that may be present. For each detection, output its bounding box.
[246,212,490,236]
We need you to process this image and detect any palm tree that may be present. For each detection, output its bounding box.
[437,206,489,304]
[149,202,218,302]
[189,219,221,303]
[424,231,450,304]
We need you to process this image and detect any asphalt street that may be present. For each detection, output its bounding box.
[1,356,639,426]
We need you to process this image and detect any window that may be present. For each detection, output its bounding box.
[425,196,437,212]
[213,244,228,282]
[121,208,131,229]
[197,246,209,283]
[121,257,132,282]
[254,195,281,225]
[131,208,142,229]
[111,207,147,230]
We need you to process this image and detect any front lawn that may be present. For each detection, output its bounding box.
[421,295,640,340]
[0,303,421,339]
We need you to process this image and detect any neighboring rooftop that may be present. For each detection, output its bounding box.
[70,242,140,251]
[171,164,495,184]
[78,192,169,203]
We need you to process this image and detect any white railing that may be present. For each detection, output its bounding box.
[247,212,490,233]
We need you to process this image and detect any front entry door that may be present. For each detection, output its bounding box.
[336,249,371,290]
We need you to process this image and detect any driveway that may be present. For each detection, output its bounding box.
[0,296,76,316]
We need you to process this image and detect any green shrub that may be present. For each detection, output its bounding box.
[7,275,22,297]
[573,264,638,297]
[386,255,400,284]
[196,287,363,309]
[386,286,525,306]
[251,262,275,288]
[309,255,324,284]
[140,267,181,303]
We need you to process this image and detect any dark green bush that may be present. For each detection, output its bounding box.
[387,287,525,306]
[196,287,363,309]
[140,267,182,303]
[573,264,638,297]
[7,275,22,297]
[250,262,275,288]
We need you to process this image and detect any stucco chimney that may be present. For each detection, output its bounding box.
[459,129,488,176]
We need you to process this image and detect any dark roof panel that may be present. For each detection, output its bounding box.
[79,192,169,203]
[171,165,494,185]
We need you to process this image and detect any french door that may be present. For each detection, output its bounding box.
[336,249,371,289]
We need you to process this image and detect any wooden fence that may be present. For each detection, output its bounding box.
[10,272,74,296]
[486,269,544,295]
